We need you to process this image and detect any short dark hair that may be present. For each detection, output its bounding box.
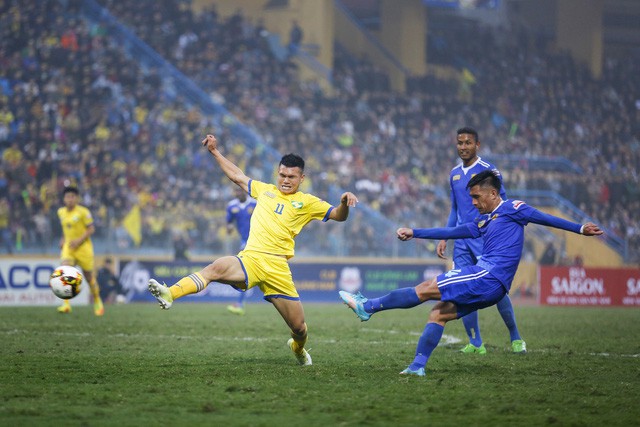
[279,153,305,171]
[467,170,501,192]
[63,186,79,196]
[457,127,479,142]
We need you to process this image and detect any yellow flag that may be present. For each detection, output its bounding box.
[462,68,476,85]
[122,204,141,246]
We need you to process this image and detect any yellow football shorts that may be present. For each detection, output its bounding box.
[236,250,299,300]
[60,244,95,272]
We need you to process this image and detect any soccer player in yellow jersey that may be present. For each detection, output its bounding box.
[57,187,104,316]
[149,133,358,365]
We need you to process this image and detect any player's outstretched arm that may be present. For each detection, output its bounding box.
[329,192,358,222]
[400,224,478,241]
[202,134,250,192]
[527,208,604,237]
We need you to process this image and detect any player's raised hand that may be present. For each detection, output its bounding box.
[201,134,218,153]
[397,228,414,241]
[341,192,358,208]
[582,222,604,236]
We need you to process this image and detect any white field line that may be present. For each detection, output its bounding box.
[2,328,638,358]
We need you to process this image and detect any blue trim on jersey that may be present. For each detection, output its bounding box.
[247,179,253,197]
[438,268,490,288]
[235,255,249,291]
[264,294,301,301]
[322,206,334,222]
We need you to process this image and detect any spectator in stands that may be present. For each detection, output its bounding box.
[288,20,303,57]
[539,241,557,265]
[1,0,637,263]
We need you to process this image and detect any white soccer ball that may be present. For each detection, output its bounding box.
[49,266,83,299]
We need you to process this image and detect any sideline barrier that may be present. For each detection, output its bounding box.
[0,258,90,306]
[119,259,447,303]
[539,266,640,307]
[4,258,636,307]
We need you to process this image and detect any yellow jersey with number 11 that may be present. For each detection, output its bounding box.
[245,179,333,258]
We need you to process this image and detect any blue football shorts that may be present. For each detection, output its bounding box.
[437,265,506,318]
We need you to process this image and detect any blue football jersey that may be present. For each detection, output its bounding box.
[414,200,582,290]
[447,157,507,265]
[447,157,507,227]
[226,197,257,245]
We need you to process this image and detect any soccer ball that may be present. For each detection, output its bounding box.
[49,266,83,299]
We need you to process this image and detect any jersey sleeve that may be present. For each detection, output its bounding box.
[248,180,268,199]
[412,223,480,240]
[305,194,333,222]
[446,184,457,227]
[81,207,94,227]
[521,204,583,234]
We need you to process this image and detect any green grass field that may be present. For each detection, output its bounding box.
[1,302,638,426]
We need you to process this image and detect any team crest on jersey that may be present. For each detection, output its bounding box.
[491,214,499,220]
[291,201,303,209]
[512,200,525,210]
[264,191,276,198]
[452,174,461,181]
[478,220,486,228]
[247,207,254,214]
[231,207,239,213]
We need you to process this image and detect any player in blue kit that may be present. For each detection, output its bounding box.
[226,187,257,315]
[340,170,603,376]
[437,127,525,354]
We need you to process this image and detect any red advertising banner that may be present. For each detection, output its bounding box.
[539,266,640,307]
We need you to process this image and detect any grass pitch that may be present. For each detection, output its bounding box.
[1,302,638,426]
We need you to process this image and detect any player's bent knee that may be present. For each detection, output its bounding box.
[429,302,457,323]
[290,322,307,337]
[415,277,440,301]
[202,258,235,280]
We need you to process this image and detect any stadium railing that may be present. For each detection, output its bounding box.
[80,0,281,170]
[76,0,421,258]
[484,154,583,174]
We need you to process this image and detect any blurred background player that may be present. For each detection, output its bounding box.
[57,187,104,316]
[225,186,256,315]
[97,257,125,304]
[436,127,525,354]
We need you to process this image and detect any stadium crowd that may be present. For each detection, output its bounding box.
[0,0,638,261]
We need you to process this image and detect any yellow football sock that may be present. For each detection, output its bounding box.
[170,272,208,300]
[88,277,100,300]
[61,299,71,308]
[290,328,308,353]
